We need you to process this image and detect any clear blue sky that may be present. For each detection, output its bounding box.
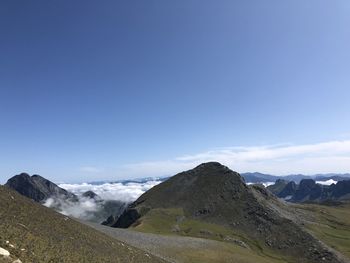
[1,1,350,183]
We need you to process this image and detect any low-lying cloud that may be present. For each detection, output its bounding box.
[44,180,162,222]
[247,182,275,187]
[316,179,338,186]
[44,196,105,221]
[59,180,162,203]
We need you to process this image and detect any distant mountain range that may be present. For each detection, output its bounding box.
[267,179,350,203]
[241,172,350,184]
[87,172,350,186]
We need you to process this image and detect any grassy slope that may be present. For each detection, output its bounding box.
[0,186,164,263]
[157,241,285,263]
[132,208,288,263]
[295,202,350,260]
[130,204,350,263]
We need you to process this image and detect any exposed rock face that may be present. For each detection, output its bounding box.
[112,162,345,263]
[5,173,77,203]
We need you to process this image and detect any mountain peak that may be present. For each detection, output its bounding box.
[194,161,227,169]
[181,162,243,182]
[5,173,76,202]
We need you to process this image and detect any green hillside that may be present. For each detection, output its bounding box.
[297,202,350,260]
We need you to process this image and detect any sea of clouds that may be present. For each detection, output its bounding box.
[59,180,162,203]
[43,179,162,222]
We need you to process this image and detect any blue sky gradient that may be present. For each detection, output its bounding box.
[1,1,350,182]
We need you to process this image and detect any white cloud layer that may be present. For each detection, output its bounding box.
[121,140,350,177]
[44,196,101,220]
[59,180,162,203]
[44,180,162,222]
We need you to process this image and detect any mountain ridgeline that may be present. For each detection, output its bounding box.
[112,162,346,263]
[267,178,350,202]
